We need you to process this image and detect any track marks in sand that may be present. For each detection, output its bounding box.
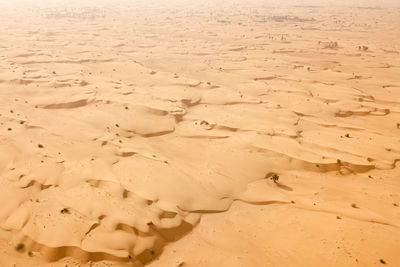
[294,205,400,230]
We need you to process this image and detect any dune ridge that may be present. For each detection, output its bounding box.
[0,0,399,266]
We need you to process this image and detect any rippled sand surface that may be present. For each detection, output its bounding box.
[0,0,399,266]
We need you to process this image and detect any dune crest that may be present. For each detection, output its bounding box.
[0,0,399,266]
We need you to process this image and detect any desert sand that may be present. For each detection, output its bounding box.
[0,0,399,266]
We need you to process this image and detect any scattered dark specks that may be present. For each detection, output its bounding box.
[60,208,70,214]
[15,243,24,252]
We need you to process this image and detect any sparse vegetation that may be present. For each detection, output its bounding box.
[345,133,350,138]
[325,41,338,49]
[351,203,358,208]
[336,216,342,219]
[150,249,155,255]
[60,208,70,214]
[38,144,44,148]
[15,243,24,252]
[268,15,315,23]
[45,8,106,20]
[380,259,386,264]
[358,46,369,51]
[271,173,279,183]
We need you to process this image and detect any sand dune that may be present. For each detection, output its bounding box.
[0,0,399,266]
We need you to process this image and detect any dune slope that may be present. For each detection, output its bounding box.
[0,1,399,266]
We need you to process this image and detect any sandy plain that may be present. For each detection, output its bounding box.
[0,0,399,266]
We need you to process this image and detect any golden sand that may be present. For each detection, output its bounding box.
[0,0,399,266]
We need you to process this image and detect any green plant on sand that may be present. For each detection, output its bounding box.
[15,243,24,252]
[271,173,279,183]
